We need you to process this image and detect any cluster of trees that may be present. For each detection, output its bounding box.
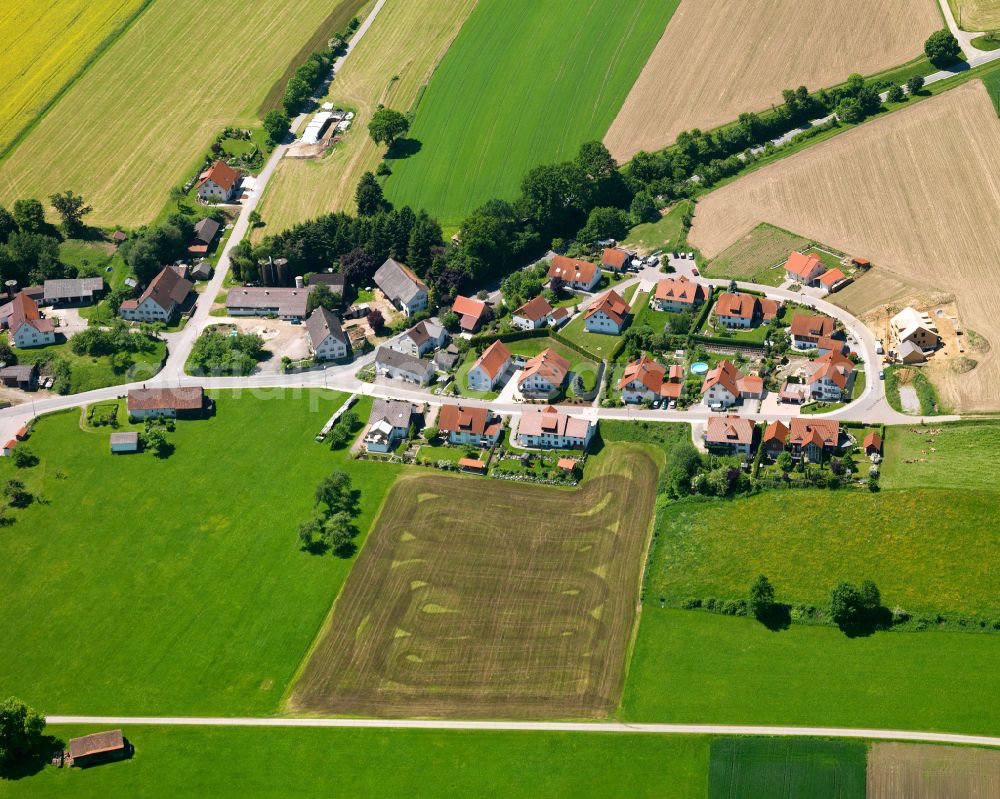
[119,214,198,285]
[187,329,264,376]
[659,438,750,499]
[298,470,360,556]
[327,410,360,449]
[829,579,886,635]
[0,697,46,774]
[70,322,157,373]
[281,18,360,115]
[0,200,64,287]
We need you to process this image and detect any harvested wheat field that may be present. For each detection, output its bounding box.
[689,81,1000,412]
[290,444,659,719]
[254,0,477,237]
[868,743,1000,798]
[0,0,365,227]
[604,0,940,161]
[950,0,1000,30]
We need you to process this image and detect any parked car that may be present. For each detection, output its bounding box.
[668,400,676,409]
[691,267,699,276]
[879,370,885,380]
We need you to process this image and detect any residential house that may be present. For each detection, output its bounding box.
[705,415,756,457]
[306,307,349,361]
[68,730,130,768]
[808,350,855,401]
[788,418,841,461]
[518,348,570,399]
[516,406,595,450]
[652,276,707,314]
[121,267,193,322]
[784,251,826,285]
[467,340,512,392]
[126,387,205,420]
[701,360,742,408]
[374,347,434,386]
[511,295,569,330]
[433,344,461,372]
[0,364,38,391]
[818,268,848,292]
[42,277,105,306]
[225,286,313,321]
[7,291,55,348]
[890,307,941,354]
[790,313,837,350]
[898,340,926,364]
[437,404,502,446]
[762,420,789,460]
[601,247,630,273]
[364,399,418,453]
[863,431,883,458]
[547,255,601,291]
[110,432,139,454]
[618,355,683,403]
[451,295,489,332]
[714,291,779,328]
[196,160,240,203]
[389,320,448,358]
[584,289,630,334]
[374,258,428,317]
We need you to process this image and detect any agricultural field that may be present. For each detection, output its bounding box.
[604,0,941,161]
[867,742,1000,798]
[689,81,1000,412]
[702,224,810,286]
[290,444,660,718]
[0,0,366,227]
[623,609,1000,734]
[0,391,403,715]
[0,726,710,799]
[708,737,866,799]
[0,0,146,156]
[950,0,1000,30]
[254,0,478,236]
[383,0,679,226]
[880,422,1000,490]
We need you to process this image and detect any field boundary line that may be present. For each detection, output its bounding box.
[42,716,1000,746]
[0,0,157,166]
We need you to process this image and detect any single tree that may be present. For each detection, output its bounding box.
[749,575,775,619]
[367,107,409,147]
[366,309,384,331]
[340,247,378,284]
[10,446,38,469]
[262,109,291,144]
[829,581,864,631]
[141,427,170,457]
[11,199,45,233]
[630,191,660,224]
[0,696,45,766]
[549,275,567,297]
[306,283,339,313]
[835,97,864,124]
[355,172,386,216]
[905,74,925,96]
[885,83,905,103]
[49,191,92,236]
[776,451,794,475]
[440,310,460,332]
[924,29,961,67]
[3,478,31,508]
[315,470,351,512]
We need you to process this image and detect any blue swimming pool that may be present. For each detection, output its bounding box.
[690,361,709,375]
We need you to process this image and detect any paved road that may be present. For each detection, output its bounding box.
[42,715,1000,747]
[937,0,988,57]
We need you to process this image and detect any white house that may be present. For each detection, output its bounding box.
[364,399,417,453]
[467,340,512,392]
[714,291,779,329]
[701,360,742,408]
[436,404,502,446]
[705,415,755,456]
[583,289,630,334]
[516,407,595,450]
[7,292,55,348]
[808,350,855,401]
[197,160,241,203]
[784,251,826,285]
[127,387,205,420]
[375,258,429,317]
[121,267,193,323]
[306,307,349,361]
[618,355,684,404]
[517,348,569,399]
[374,347,434,386]
[547,255,601,291]
[511,295,569,330]
[389,320,448,358]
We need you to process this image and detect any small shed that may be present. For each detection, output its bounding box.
[458,457,486,473]
[190,260,213,280]
[1,439,16,457]
[110,431,139,454]
[557,458,578,471]
[863,431,882,457]
[68,729,129,768]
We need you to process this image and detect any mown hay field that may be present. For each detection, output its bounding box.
[255,0,477,238]
[383,0,680,226]
[291,444,660,718]
[604,0,940,162]
[689,81,1000,412]
[0,0,146,156]
[868,743,1000,799]
[0,0,365,227]
[950,0,1000,30]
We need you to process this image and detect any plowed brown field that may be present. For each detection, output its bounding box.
[604,0,940,161]
[290,444,659,718]
[689,81,1000,412]
[868,743,1000,798]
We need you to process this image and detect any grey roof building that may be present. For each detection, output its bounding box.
[374,346,434,385]
[43,277,105,305]
[225,286,314,320]
[374,258,428,317]
[193,218,221,245]
[306,307,349,360]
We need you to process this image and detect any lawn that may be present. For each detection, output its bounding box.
[704,223,810,286]
[0,0,367,226]
[622,201,693,255]
[453,348,500,400]
[559,283,640,359]
[13,338,166,394]
[645,489,1000,617]
[880,421,1000,491]
[57,239,115,273]
[383,0,680,225]
[2,725,709,798]
[622,609,1000,735]
[290,443,659,718]
[0,391,404,715]
[708,737,866,799]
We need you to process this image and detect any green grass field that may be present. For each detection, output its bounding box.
[1,726,710,798]
[12,338,166,394]
[0,391,402,715]
[622,201,692,255]
[645,489,999,617]
[383,0,680,225]
[880,422,1000,491]
[623,609,1000,734]
[703,223,809,286]
[557,282,639,358]
[708,737,866,799]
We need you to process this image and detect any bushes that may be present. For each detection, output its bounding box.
[187,329,264,376]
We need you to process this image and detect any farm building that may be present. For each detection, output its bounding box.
[437,404,502,446]
[225,286,313,321]
[374,258,428,317]
[652,276,706,313]
[584,289,631,335]
[374,347,434,386]
[364,399,418,453]
[784,252,825,285]
[121,266,192,323]
[196,160,241,203]
[7,291,56,348]
[0,364,39,391]
[714,291,779,328]
[704,415,755,456]
[42,277,105,306]
[67,730,130,768]
[511,296,568,331]
[110,432,139,454]
[127,387,206,420]
[788,418,841,461]
[450,295,489,332]
[307,272,347,297]
[189,218,220,254]
[467,341,513,392]
[517,406,595,450]
[389,320,448,358]
[547,255,601,291]
[190,260,213,280]
[517,348,570,399]
[306,307,349,361]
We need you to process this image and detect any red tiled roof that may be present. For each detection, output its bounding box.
[9,291,55,335]
[548,255,598,285]
[715,292,756,320]
[584,289,630,325]
[737,375,764,396]
[784,251,824,279]
[557,458,577,470]
[198,160,240,192]
[471,340,511,380]
[863,431,883,451]
[127,387,203,411]
[438,404,495,437]
[763,420,789,446]
[518,406,592,440]
[706,415,754,446]
[790,314,835,340]
[601,248,629,269]
[654,276,706,305]
[458,457,485,470]
[514,295,554,322]
[619,354,665,393]
[808,350,854,389]
[519,348,569,387]
[451,295,487,330]
[789,418,840,449]
[819,268,847,286]
[701,359,741,397]
[68,730,125,760]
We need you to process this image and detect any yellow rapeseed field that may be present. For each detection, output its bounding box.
[0,0,145,156]
[689,81,1000,413]
[0,0,363,227]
